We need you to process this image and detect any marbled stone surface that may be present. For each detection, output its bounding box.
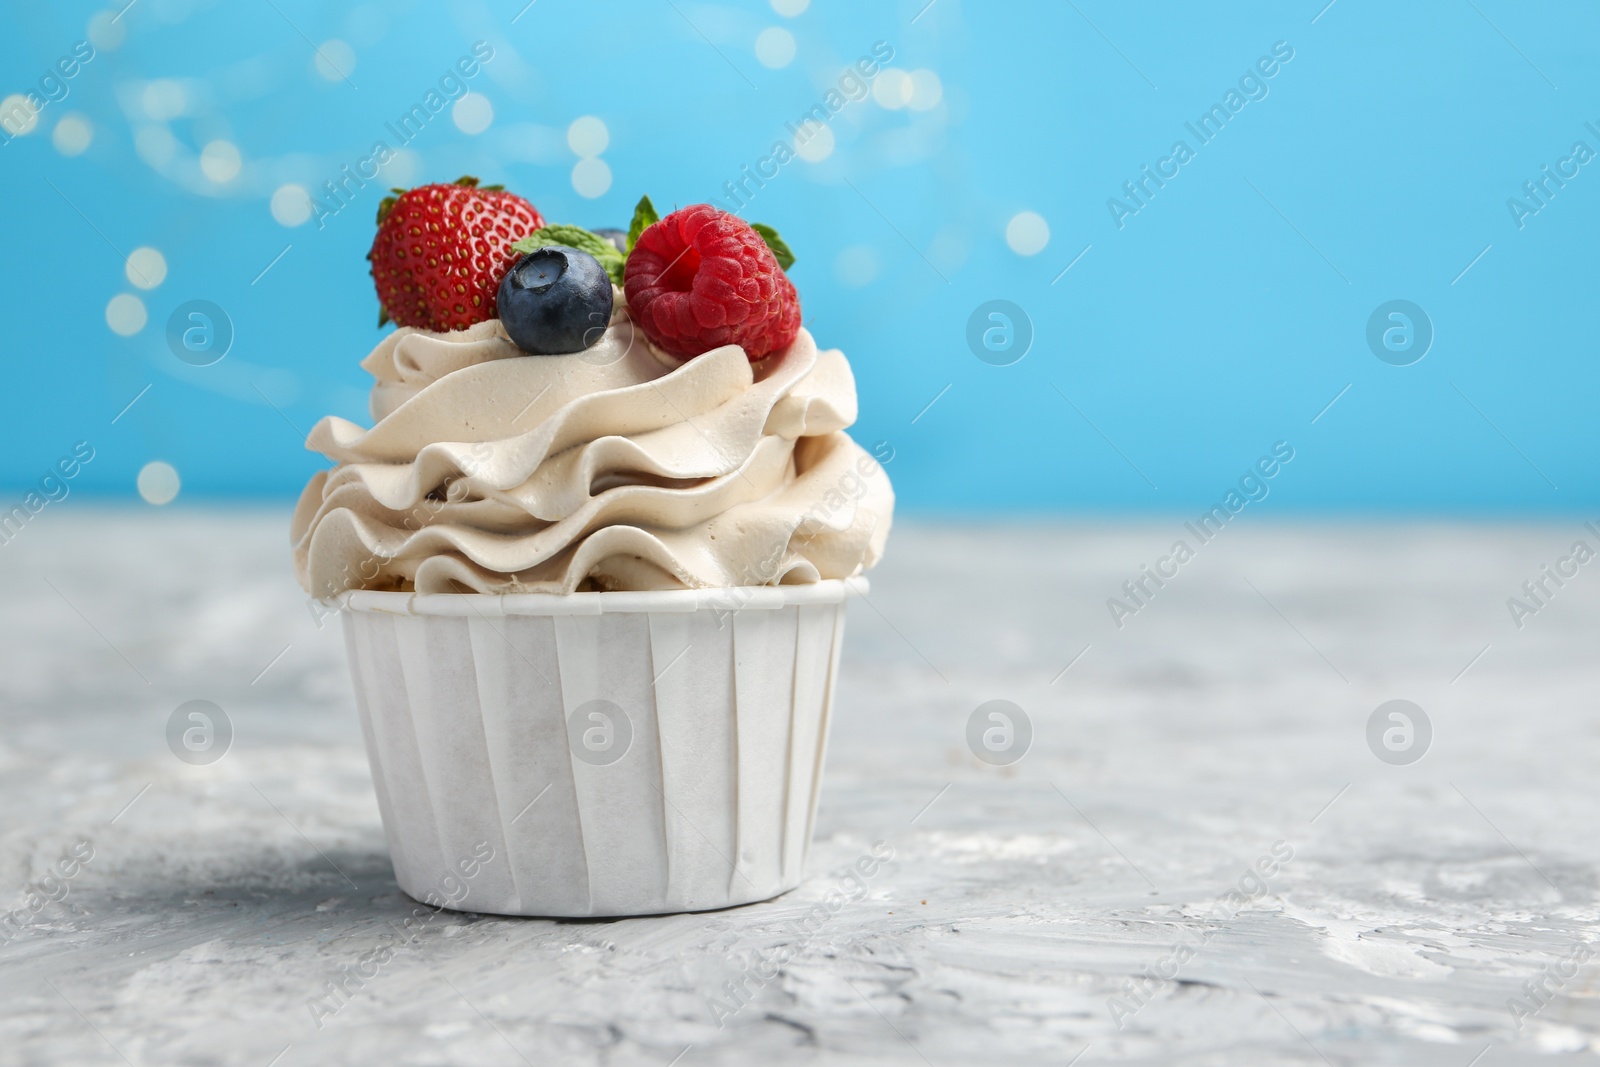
[2,511,1597,1066]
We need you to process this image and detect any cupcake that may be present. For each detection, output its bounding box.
[292,181,893,917]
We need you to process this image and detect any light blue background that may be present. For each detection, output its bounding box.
[2,0,1595,514]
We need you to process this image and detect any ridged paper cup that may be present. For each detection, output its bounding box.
[331,580,860,918]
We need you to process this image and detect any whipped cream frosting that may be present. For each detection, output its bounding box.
[291,308,893,596]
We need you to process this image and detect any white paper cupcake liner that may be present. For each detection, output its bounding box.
[332,580,859,917]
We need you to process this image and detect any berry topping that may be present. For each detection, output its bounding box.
[623,204,800,361]
[368,176,544,332]
[496,247,614,355]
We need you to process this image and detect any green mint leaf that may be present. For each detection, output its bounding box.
[751,222,795,271]
[511,225,626,287]
[626,195,660,252]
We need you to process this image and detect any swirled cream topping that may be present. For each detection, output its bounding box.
[291,309,893,596]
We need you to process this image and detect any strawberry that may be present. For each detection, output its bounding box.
[368,176,545,332]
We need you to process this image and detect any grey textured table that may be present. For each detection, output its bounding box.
[2,512,1597,1066]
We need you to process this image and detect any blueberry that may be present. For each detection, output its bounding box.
[593,228,628,253]
[496,246,614,355]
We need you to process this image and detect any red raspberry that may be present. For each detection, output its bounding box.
[368,177,544,332]
[624,205,800,361]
